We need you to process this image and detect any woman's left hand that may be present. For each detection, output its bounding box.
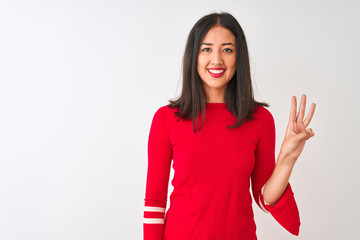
[279,94,316,164]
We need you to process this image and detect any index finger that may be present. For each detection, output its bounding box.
[289,96,297,124]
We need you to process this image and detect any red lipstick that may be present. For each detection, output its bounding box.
[207,68,226,78]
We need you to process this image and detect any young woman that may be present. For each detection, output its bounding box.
[143,12,316,240]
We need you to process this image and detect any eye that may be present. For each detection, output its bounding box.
[201,48,211,52]
[223,48,233,53]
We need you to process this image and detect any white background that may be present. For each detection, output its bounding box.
[0,0,359,239]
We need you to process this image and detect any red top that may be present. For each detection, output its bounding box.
[143,103,300,240]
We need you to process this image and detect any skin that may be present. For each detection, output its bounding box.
[197,25,317,205]
[197,25,236,103]
[263,95,316,205]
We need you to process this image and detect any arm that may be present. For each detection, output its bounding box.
[143,107,172,240]
[264,95,316,205]
[262,153,296,206]
[251,106,301,236]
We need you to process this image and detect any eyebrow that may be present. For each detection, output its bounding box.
[200,42,235,46]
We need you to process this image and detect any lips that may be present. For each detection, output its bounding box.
[207,68,226,78]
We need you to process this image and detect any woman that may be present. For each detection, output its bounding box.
[143,12,316,240]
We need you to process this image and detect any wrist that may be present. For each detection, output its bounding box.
[277,152,297,167]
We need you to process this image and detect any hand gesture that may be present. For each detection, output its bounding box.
[279,94,316,163]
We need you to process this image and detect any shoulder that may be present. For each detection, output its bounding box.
[154,104,179,119]
[254,105,274,120]
[151,105,167,122]
[150,104,178,135]
[151,104,178,125]
[253,105,275,131]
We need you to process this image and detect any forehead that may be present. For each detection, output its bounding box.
[202,25,236,44]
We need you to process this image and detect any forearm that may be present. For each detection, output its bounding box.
[263,153,296,205]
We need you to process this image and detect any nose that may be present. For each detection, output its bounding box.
[211,51,224,65]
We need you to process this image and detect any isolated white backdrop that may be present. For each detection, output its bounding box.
[0,0,359,239]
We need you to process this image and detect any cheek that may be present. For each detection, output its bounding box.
[197,55,206,69]
[228,56,236,72]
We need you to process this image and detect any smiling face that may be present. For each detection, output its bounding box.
[197,25,236,102]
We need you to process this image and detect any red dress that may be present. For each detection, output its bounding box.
[143,103,300,240]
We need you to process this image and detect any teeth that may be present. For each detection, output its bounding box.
[208,69,225,74]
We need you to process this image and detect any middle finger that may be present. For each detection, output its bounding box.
[296,94,306,123]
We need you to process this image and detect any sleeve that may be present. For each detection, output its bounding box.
[143,107,173,240]
[251,107,301,236]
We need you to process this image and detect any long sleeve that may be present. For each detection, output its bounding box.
[251,107,301,236]
[143,107,173,240]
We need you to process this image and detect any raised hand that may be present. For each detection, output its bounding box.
[279,94,316,163]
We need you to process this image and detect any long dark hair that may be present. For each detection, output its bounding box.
[167,12,269,134]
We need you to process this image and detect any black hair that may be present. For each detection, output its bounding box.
[167,11,269,134]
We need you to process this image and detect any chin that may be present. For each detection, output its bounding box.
[204,82,228,89]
